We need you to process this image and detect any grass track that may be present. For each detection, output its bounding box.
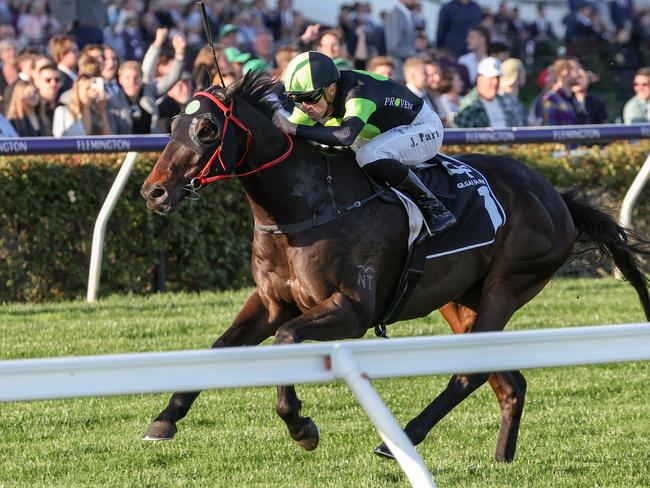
[0,278,648,487]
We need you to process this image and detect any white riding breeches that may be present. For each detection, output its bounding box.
[355,103,444,168]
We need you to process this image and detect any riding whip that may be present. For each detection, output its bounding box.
[196,1,226,87]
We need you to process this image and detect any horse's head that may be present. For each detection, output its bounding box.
[141,85,252,213]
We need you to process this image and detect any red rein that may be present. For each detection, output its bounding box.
[193,91,294,186]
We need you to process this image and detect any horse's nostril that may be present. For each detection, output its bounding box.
[150,187,167,201]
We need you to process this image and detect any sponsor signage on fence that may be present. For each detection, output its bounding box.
[0,124,650,155]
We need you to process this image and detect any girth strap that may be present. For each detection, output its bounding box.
[254,189,386,234]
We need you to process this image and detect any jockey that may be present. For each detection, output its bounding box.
[272,51,456,238]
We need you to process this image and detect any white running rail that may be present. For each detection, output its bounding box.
[1,323,649,487]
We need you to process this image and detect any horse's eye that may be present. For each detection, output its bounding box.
[194,116,219,145]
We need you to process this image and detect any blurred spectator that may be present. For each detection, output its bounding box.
[436,0,483,59]
[17,1,61,50]
[436,67,464,127]
[224,47,251,79]
[385,0,417,80]
[158,71,193,133]
[528,65,555,126]
[34,64,60,136]
[49,35,79,99]
[610,0,635,31]
[458,25,489,85]
[0,23,15,41]
[565,2,608,49]
[6,80,46,136]
[219,24,239,49]
[404,57,436,109]
[102,45,120,97]
[316,30,343,61]
[424,60,445,115]
[528,2,556,42]
[411,2,426,32]
[266,0,297,42]
[52,75,111,137]
[455,57,516,128]
[112,61,161,134]
[542,57,580,125]
[77,54,101,77]
[367,55,395,79]
[82,44,105,70]
[273,44,299,81]
[356,2,385,58]
[623,67,650,123]
[103,2,144,60]
[141,29,185,94]
[314,28,356,68]
[212,70,237,88]
[571,67,608,124]
[193,44,232,87]
[32,55,54,84]
[253,30,275,67]
[0,111,18,136]
[499,58,527,126]
[16,52,36,83]
[0,39,19,108]
[488,41,510,62]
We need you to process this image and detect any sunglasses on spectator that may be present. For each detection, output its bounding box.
[288,89,324,105]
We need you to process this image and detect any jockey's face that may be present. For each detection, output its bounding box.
[300,83,337,122]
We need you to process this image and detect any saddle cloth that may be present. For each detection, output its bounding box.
[392,153,507,257]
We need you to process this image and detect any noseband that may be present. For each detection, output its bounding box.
[188,90,294,191]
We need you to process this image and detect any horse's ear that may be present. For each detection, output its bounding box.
[194,66,212,93]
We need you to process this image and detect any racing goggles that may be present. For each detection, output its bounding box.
[288,89,324,105]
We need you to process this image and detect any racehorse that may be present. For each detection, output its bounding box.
[140,72,650,462]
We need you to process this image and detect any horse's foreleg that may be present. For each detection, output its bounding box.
[273,291,367,451]
[143,290,294,440]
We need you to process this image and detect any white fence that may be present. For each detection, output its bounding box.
[1,322,649,488]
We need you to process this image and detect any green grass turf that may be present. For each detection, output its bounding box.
[0,278,648,487]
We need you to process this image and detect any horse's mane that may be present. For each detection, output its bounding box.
[207,71,285,120]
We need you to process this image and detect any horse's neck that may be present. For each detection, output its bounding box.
[235,99,370,226]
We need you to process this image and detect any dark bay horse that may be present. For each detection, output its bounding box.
[140,72,650,462]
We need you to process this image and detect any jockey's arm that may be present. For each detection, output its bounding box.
[287,97,376,147]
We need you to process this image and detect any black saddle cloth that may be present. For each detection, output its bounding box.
[413,154,506,258]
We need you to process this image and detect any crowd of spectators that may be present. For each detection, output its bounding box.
[1,0,650,138]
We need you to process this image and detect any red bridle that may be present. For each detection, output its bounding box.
[190,90,294,188]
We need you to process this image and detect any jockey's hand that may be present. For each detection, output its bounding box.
[272,111,297,135]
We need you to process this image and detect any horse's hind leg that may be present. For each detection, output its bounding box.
[489,370,527,461]
[376,277,548,461]
[143,290,295,440]
[438,303,527,461]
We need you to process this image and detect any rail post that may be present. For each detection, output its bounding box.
[87,151,139,302]
[331,345,436,488]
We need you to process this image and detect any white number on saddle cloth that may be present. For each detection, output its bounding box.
[477,185,504,231]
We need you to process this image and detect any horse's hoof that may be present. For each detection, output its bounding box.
[142,420,177,441]
[295,419,320,451]
[373,442,395,460]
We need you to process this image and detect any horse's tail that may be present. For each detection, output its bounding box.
[561,191,650,320]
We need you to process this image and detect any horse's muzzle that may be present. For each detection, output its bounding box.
[141,183,173,213]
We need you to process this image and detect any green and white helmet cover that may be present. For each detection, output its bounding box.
[284,51,341,94]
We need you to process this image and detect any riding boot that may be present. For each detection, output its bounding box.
[397,169,456,236]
